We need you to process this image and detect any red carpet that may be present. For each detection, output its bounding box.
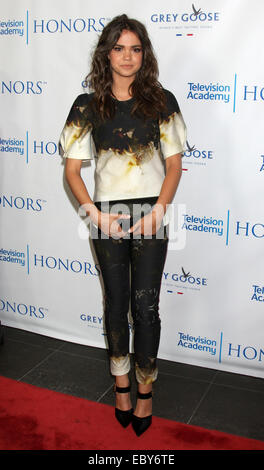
[0,376,264,451]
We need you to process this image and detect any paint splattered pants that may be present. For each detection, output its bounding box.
[91,197,169,385]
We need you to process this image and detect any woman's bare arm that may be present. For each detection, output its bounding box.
[64,158,130,237]
[153,152,182,218]
[64,158,98,219]
[129,153,182,235]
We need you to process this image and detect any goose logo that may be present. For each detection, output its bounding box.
[151,3,220,35]
[80,314,104,328]
[80,314,133,336]
[182,3,220,22]
[182,267,190,279]
[163,267,208,295]
[183,141,213,165]
[192,4,201,16]
[260,155,264,172]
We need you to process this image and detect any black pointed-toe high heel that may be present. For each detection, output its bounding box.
[114,385,134,428]
[132,390,152,436]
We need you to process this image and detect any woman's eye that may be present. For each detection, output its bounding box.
[112,46,142,53]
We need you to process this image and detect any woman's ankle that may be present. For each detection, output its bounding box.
[115,374,132,411]
[138,383,152,394]
[115,374,130,388]
[134,383,152,418]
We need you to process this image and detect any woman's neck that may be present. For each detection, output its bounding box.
[111,76,134,101]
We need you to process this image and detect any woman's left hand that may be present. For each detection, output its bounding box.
[128,209,163,237]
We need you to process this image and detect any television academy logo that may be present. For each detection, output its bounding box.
[251,285,264,302]
[0,137,24,156]
[177,330,264,366]
[187,74,264,112]
[0,19,24,37]
[0,247,25,267]
[1,11,109,44]
[0,243,100,276]
[159,208,264,245]
[0,132,59,163]
[182,213,224,237]
[177,331,217,356]
[186,81,231,104]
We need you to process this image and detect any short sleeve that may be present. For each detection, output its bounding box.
[159,90,187,159]
[59,94,95,161]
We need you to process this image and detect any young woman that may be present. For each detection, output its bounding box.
[59,14,186,436]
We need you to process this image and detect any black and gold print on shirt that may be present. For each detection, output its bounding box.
[59,89,186,202]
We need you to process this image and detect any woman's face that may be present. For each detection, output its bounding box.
[108,29,143,81]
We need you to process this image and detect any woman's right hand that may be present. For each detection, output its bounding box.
[95,210,131,238]
[83,203,130,238]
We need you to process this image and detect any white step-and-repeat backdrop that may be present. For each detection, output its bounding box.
[1,0,263,378]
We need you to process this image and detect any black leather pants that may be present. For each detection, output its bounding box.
[91,197,169,384]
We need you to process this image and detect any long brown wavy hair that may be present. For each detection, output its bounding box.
[85,14,167,120]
